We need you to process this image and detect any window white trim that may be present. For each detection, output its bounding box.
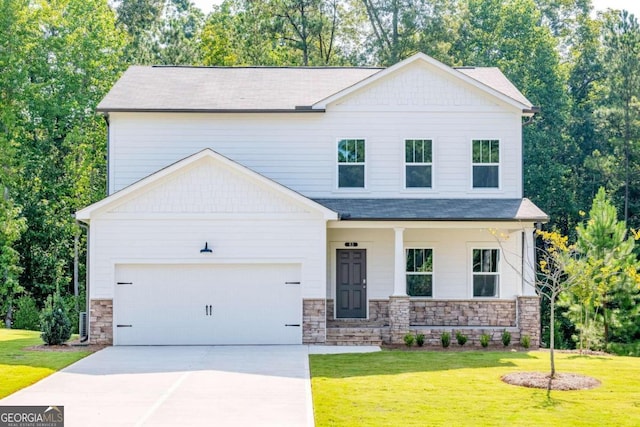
[470,138,501,190]
[403,138,435,191]
[405,246,434,298]
[336,138,367,190]
[468,245,501,298]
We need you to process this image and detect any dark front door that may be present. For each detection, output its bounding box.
[336,249,367,318]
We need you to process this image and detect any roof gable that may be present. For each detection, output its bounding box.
[313,53,533,114]
[76,149,337,220]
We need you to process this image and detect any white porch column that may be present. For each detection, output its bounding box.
[393,227,407,296]
[523,227,537,296]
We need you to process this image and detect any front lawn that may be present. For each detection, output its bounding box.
[310,350,640,426]
[0,329,93,399]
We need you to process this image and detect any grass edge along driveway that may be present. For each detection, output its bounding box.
[310,350,640,427]
[0,329,93,399]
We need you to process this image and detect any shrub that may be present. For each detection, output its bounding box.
[606,342,640,357]
[12,295,40,331]
[456,331,467,346]
[521,334,531,349]
[441,331,451,348]
[40,292,72,345]
[501,330,512,347]
[480,333,490,348]
[62,294,81,334]
[403,333,415,347]
[416,333,425,347]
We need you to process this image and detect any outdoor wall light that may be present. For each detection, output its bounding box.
[200,242,213,253]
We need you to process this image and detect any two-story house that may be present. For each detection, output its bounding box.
[76,53,547,346]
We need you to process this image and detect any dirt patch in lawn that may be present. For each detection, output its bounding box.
[501,372,601,390]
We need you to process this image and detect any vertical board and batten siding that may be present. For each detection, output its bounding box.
[108,61,524,198]
[327,227,523,301]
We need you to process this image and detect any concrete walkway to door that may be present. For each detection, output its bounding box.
[1,346,324,426]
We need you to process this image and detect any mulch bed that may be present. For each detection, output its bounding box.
[501,372,601,390]
[25,341,106,353]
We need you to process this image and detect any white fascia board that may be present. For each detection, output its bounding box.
[327,220,539,230]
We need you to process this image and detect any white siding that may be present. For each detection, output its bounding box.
[90,217,326,300]
[327,226,523,301]
[108,62,524,198]
[109,111,522,198]
[89,156,328,301]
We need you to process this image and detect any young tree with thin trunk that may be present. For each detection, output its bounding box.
[492,228,578,395]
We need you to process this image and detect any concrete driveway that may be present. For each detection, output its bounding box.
[1,346,315,426]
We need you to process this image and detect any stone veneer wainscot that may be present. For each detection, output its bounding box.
[90,299,113,345]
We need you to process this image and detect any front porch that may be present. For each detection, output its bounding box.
[303,297,540,347]
[301,198,547,347]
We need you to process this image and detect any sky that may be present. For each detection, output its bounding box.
[592,0,640,17]
[191,0,640,19]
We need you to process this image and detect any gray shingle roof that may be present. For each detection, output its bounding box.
[96,59,533,112]
[455,67,532,108]
[97,66,382,112]
[312,198,548,221]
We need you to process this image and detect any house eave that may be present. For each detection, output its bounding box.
[95,108,326,114]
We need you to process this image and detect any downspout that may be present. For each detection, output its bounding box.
[521,106,540,197]
[73,215,90,342]
[102,113,110,196]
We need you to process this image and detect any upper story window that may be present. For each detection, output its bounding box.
[472,139,499,188]
[338,139,365,188]
[406,248,433,297]
[405,139,432,188]
[472,248,500,297]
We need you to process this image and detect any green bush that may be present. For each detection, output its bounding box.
[456,331,467,346]
[441,331,451,348]
[403,333,415,347]
[416,333,425,347]
[521,334,531,349]
[501,330,512,347]
[61,294,81,334]
[40,292,72,345]
[12,295,40,331]
[480,333,490,348]
[607,342,640,357]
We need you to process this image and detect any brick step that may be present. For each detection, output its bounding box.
[327,320,388,328]
[325,340,383,346]
[325,327,384,346]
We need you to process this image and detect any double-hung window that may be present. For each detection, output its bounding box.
[472,249,500,297]
[406,248,433,297]
[338,139,365,188]
[472,139,499,188]
[405,139,432,188]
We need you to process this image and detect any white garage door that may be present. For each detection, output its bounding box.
[113,264,302,345]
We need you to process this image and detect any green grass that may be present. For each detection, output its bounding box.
[310,350,640,426]
[0,329,93,399]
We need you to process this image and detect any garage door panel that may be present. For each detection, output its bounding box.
[114,264,302,345]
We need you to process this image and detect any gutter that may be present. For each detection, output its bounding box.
[95,108,326,114]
